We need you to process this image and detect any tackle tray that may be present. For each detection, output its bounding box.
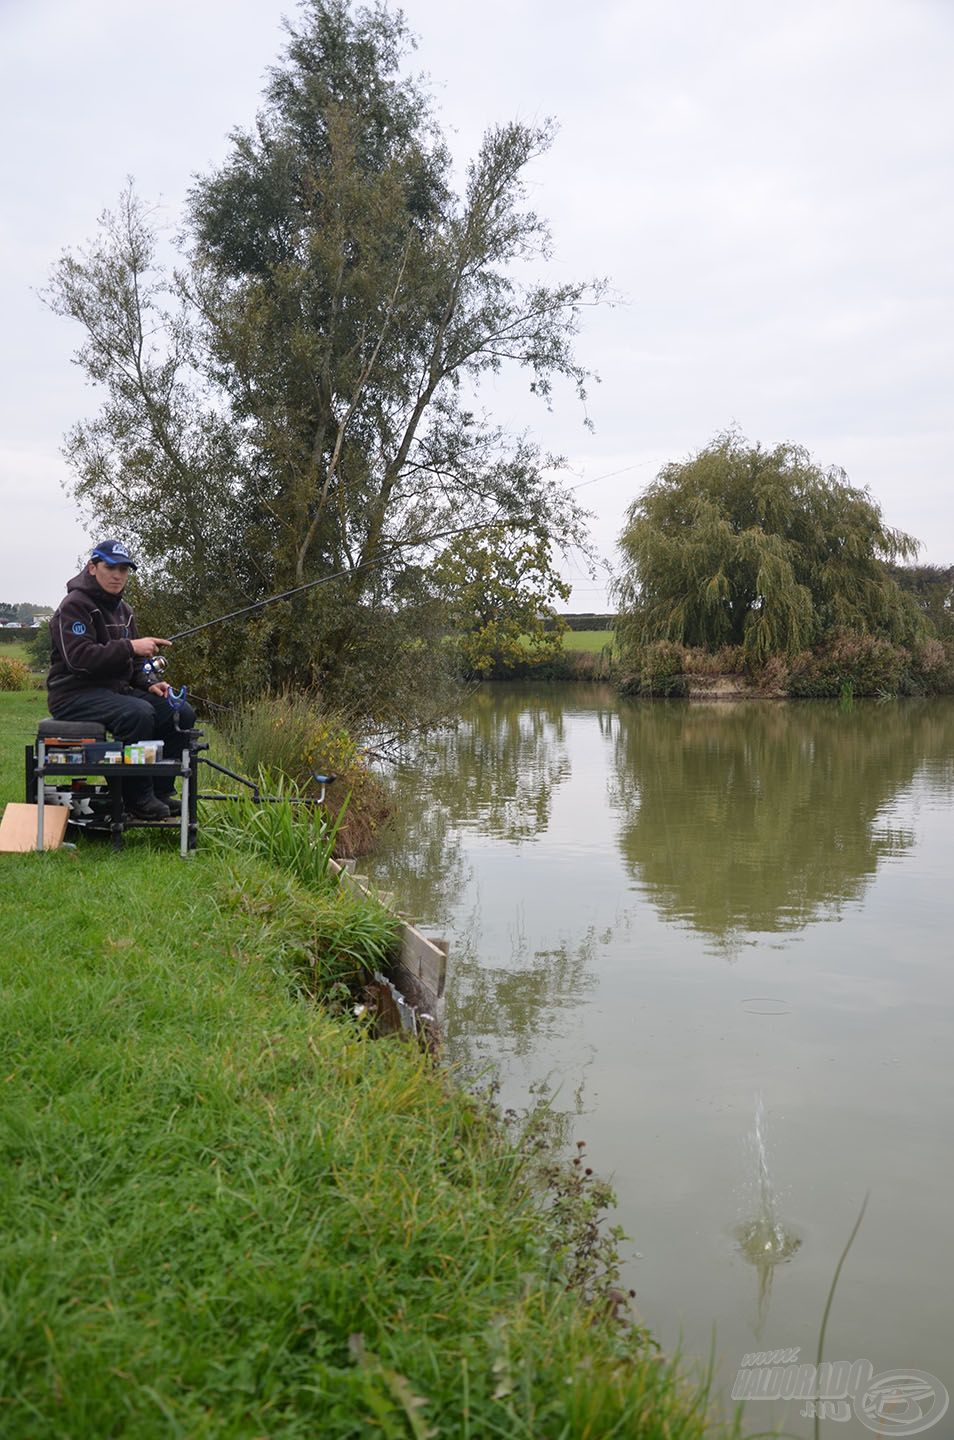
[26,726,199,857]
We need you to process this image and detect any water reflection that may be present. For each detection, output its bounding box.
[370,690,954,1021]
[449,932,600,1061]
[362,691,954,1427]
[611,700,954,946]
[423,686,573,844]
[364,774,469,930]
[370,686,575,925]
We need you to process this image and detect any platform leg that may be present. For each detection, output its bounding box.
[107,776,125,851]
[35,742,46,852]
[179,769,190,858]
[187,749,198,851]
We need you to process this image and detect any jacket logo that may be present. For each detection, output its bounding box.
[71,621,87,635]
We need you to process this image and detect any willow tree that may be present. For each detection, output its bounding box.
[46,0,597,715]
[614,433,923,662]
[888,563,954,640]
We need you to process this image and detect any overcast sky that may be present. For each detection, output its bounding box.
[2,0,953,608]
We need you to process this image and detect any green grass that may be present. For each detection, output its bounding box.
[561,629,615,653]
[0,692,736,1437]
[515,630,614,655]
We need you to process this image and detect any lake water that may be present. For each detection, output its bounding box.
[365,687,954,1437]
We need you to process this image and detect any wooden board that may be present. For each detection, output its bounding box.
[396,925,447,1002]
[0,803,70,852]
[330,855,448,1021]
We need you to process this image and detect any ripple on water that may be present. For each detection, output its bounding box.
[741,997,791,1015]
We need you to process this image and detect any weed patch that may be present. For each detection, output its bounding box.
[620,640,688,697]
[205,772,343,889]
[215,854,398,999]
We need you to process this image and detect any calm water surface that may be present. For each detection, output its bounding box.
[366,687,954,1436]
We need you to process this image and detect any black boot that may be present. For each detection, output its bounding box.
[128,793,171,821]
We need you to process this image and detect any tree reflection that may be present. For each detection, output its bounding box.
[366,686,599,1061]
[448,931,600,1064]
[611,699,954,945]
[424,684,573,844]
[362,777,469,930]
[369,684,575,915]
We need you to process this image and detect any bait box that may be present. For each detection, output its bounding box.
[83,743,123,764]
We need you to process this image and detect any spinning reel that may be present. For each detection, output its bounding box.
[141,653,189,722]
[141,654,168,684]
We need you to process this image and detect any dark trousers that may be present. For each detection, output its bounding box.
[50,688,196,798]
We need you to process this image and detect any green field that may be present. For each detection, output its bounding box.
[561,628,615,653]
[0,689,734,1438]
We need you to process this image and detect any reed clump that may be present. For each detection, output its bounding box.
[224,691,393,855]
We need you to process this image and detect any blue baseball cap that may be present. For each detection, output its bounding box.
[90,539,137,569]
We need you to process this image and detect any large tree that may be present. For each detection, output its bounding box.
[432,524,570,676]
[47,0,598,714]
[614,432,923,661]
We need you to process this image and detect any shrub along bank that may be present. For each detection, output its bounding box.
[0,692,737,1438]
[620,634,954,699]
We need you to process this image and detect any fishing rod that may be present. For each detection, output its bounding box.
[169,557,375,642]
[165,514,507,644]
[155,458,621,648]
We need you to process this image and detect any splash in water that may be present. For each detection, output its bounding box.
[735,1095,801,1336]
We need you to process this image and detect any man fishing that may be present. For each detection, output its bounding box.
[47,540,195,820]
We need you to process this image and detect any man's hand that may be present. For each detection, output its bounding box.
[148,682,172,698]
[131,636,171,658]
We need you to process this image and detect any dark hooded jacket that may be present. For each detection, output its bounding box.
[47,570,150,710]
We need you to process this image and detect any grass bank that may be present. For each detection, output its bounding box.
[0,691,736,1437]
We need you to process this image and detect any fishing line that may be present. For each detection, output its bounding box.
[187,691,234,713]
[163,460,642,647]
[166,514,506,643]
[568,459,655,492]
